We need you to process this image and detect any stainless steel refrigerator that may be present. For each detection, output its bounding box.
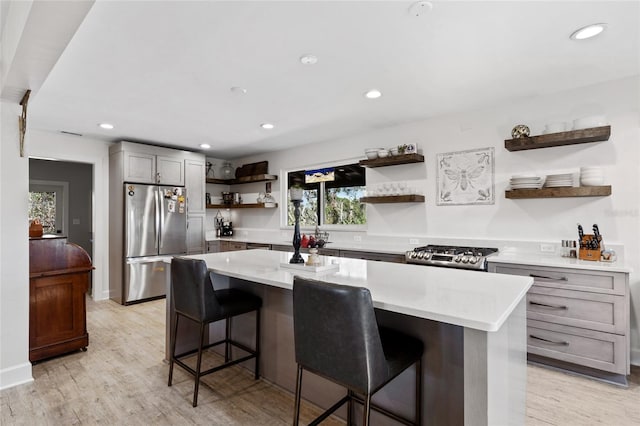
[123,183,187,303]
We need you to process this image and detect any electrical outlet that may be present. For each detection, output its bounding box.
[409,238,419,244]
[540,243,555,253]
[354,236,362,242]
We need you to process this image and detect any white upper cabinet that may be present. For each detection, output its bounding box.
[184,158,205,214]
[123,151,156,184]
[157,155,184,186]
[119,148,184,185]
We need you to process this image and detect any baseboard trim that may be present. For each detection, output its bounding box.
[0,362,33,391]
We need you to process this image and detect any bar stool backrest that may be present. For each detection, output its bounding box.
[293,277,387,394]
[171,257,220,322]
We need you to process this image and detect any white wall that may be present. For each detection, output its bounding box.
[0,100,32,389]
[230,76,640,364]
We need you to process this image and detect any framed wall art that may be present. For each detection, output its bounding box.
[436,147,495,205]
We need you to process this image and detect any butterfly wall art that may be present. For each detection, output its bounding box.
[436,147,495,205]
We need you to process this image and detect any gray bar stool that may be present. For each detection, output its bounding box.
[292,276,423,425]
[168,257,262,407]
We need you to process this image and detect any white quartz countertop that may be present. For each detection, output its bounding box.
[489,252,632,273]
[178,250,533,332]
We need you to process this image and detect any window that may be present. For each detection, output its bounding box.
[28,181,68,235]
[287,163,366,227]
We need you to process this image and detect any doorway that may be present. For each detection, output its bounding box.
[29,158,94,289]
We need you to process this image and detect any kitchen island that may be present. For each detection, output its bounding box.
[166,250,532,425]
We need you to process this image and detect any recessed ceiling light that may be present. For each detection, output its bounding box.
[230,86,247,94]
[299,54,318,65]
[261,123,275,130]
[98,123,114,129]
[199,143,211,149]
[364,89,382,99]
[570,23,606,40]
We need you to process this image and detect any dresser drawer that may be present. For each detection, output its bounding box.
[527,320,626,374]
[492,264,625,295]
[527,286,625,334]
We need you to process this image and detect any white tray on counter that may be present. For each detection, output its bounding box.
[279,261,340,273]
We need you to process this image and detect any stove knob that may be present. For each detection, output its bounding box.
[409,251,418,259]
[469,256,478,264]
[461,256,470,263]
[454,255,462,262]
[417,252,425,259]
[423,252,432,260]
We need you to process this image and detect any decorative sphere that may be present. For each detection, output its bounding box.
[511,124,531,138]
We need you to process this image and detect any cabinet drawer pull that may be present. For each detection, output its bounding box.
[529,335,569,346]
[529,301,568,310]
[530,273,568,281]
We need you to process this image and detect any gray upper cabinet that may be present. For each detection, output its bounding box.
[120,148,184,185]
[184,158,205,214]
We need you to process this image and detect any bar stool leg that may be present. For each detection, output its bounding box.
[362,393,372,426]
[225,317,231,362]
[415,358,422,426]
[293,365,303,426]
[168,313,180,386]
[193,322,207,407]
[254,308,261,379]
[347,390,354,425]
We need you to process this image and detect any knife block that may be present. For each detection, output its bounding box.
[579,234,602,261]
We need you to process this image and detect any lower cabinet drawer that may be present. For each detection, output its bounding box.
[527,319,626,374]
[527,286,625,334]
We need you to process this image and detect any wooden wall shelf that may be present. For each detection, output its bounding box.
[206,203,278,209]
[505,186,611,199]
[206,174,278,185]
[504,126,610,152]
[359,153,424,168]
[360,195,425,204]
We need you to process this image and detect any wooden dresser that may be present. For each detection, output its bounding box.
[29,236,93,362]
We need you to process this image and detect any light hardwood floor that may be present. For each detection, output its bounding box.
[1,297,639,425]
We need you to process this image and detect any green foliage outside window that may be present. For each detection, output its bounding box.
[28,191,57,234]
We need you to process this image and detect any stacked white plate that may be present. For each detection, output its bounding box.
[580,167,604,186]
[544,172,574,188]
[510,175,545,189]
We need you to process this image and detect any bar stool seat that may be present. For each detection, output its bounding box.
[292,276,424,426]
[168,257,261,407]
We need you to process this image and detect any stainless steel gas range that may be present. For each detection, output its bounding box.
[405,245,498,271]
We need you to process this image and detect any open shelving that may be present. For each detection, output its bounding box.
[505,186,611,199]
[359,153,424,168]
[360,195,425,204]
[206,174,278,185]
[206,203,278,209]
[504,125,610,152]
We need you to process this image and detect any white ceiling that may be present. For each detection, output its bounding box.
[27,1,640,158]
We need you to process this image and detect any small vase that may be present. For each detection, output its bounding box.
[306,248,320,266]
[221,162,234,180]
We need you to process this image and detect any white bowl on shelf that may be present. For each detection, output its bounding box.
[580,177,604,186]
[365,148,380,159]
[378,149,389,158]
[573,115,607,130]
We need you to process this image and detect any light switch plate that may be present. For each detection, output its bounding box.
[409,238,419,244]
[72,218,80,225]
[354,236,362,242]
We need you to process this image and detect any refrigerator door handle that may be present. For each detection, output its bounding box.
[159,189,165,249]
[154,190,160,250]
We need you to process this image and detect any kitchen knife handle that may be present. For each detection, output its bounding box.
[529,273,568,281]
[529,301,568,310]
[529,335,569,346]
